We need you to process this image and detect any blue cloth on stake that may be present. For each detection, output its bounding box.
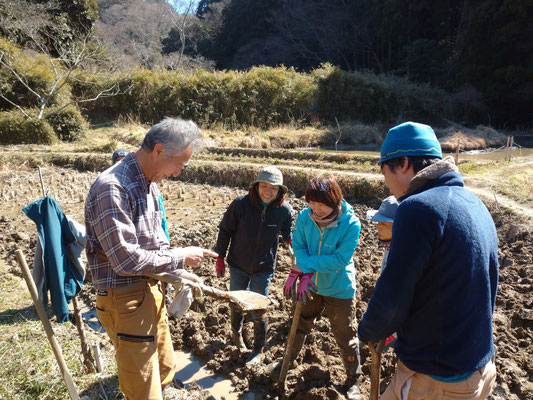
[23,196,83,322]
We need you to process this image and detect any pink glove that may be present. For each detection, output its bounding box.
[215,257,225,278]
[283,269,301,298]
[296,272,316,304]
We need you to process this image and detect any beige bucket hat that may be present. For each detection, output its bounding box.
[250,166,288,194]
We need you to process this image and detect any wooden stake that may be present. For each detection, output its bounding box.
[15,250,81,400]
[91,343,104,373]
[38,166,46,197]
[455,138,460,165]
[72,297,96,373]
[505,136,511,161]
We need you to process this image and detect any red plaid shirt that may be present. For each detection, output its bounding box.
[85,153,183,289]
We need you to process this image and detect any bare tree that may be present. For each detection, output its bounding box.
[95,0,175,69]
[164,0,198,69]
[0,0,120,119]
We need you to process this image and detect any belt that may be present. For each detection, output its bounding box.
[88,248,157,293]
[97,278,160,295]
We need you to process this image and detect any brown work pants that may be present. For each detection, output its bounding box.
[382,360,497,400]
[296,293,358,361]
[96,279,176,400]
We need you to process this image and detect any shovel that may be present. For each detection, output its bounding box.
[368,339,385,400]
[149,272,273,312]
[277,247,305,389]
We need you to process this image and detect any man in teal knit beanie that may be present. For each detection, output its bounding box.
[359,121,498,400]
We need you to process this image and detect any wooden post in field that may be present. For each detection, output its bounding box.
[15,250,81,400]
[505,136,510,161]
[73,297,96,372]
[509,136,514,161]
[454,138,460,165]
[334,117,342,151]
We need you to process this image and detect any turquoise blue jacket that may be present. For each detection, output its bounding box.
[292,199,361,299]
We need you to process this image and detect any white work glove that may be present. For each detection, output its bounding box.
[167,271,203,318]
[169,282,195,318]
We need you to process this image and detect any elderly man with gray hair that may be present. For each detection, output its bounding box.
[85,117,217,400]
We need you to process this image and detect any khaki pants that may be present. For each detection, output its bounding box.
[96,279,176,400]
[382,360,497,400]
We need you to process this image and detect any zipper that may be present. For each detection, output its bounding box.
[117,333,154,343]
[251,205,267,275]
[310,217,325,287]
[316,227,324,286]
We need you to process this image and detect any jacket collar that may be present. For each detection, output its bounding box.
[399,157,464,201]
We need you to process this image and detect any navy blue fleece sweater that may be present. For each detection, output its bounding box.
[358,172,498,376]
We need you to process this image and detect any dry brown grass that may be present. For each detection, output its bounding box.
[437,126,507,151]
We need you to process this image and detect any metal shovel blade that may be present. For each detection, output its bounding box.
[148,272,273,311]
[226,290,271,311]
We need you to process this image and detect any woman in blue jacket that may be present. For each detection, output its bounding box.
[284,175,362,391]
[214,166,293,364]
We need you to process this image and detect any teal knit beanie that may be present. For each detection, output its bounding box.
[380,122,442,165]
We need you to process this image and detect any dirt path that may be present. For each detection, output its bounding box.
[465,184,533,226]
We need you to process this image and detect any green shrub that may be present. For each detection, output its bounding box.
[71,64,451,128]
[45,106,88,142]
[0,110,57,144]
[314,63,451,125]
[71,66,316,128]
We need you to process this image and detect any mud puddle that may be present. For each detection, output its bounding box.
[175,350,257,400]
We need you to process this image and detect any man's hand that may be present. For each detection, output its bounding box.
[174,247,218,268]
[215,257,225,278]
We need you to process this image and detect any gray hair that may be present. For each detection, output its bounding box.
[141,117,202,155]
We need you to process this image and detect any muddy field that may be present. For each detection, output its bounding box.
[0,163,531,399]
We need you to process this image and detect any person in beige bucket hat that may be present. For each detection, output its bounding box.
[250,166,288,194]
[213,166,293,364]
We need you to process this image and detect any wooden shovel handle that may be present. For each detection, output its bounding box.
[148,273,229,300]
[278,299,303,387]
[369,339,385,400]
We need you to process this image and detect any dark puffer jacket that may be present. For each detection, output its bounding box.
[214,194,293,275]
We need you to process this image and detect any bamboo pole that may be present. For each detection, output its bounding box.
[15,250,81,400]
[37,167,94,373]
[38,166,46,197]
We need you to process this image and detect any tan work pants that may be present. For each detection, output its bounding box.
[96,279,176,400]
[382,360,497,400]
